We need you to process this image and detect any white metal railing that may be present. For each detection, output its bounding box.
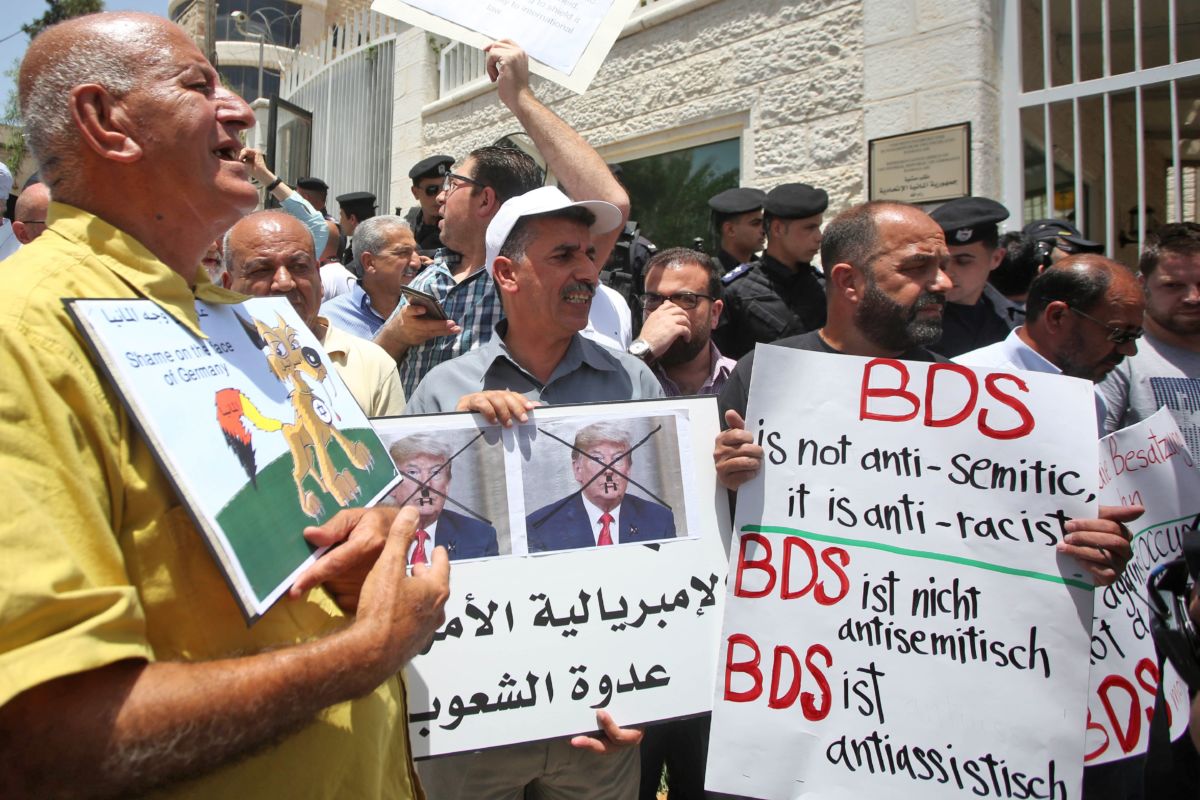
[1001,0,1200,257]
[280,10,400,96]
[438,40,488,97]
[279,10,400,217]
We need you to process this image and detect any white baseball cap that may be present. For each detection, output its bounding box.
[483,186,623,274]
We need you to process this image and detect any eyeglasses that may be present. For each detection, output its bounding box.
[1069,306,1143,345]
[641,291,715,311]
[421,184,441,197]
[441,172,487,195]
[18,220,45,225]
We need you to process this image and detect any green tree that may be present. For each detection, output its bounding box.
[621,151,738,252]
[3,0,105,173]
[21,0,105,39]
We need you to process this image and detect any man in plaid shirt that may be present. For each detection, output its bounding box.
[375,39,630,397]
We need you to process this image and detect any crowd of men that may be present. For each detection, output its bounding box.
[1,9,1198,800]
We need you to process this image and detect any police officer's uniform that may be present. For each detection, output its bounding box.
[929,196,1020,359]
[708,186,766,274]
[713,183,828,360]
[336,191,376,274]
[296,176,333,221]
[403,154,454,255]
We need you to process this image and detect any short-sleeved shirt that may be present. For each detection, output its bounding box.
[1098,330,1200,446]
[405,321,664,414]
[321,318,407,417]
[321,282,388,341]
[718,330,942,419]
[385,250,503,397]
[0,203,420,799]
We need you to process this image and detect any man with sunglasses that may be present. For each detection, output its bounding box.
[405,154,454,255]
[375,40,629,399]
[956,254,1144,434]
[631,247,736,396]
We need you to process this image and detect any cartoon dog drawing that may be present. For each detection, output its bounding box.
[216,312,373,518]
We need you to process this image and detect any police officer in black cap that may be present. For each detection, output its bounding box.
[296,177,332,220]
[713,182,828,359]
[928,196,1024,358]
[708,186,766,273]
[1023,217,1105,263]
[336,191,376,272]
[404,154,454,255]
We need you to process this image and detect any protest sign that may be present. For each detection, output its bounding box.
[1086,407,1197,764]
[383,397,730,757]
[68,297,398,621]
[371,0,640,93]
[707,346,1099,800]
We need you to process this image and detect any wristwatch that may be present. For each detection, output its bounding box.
[628,338,653,362]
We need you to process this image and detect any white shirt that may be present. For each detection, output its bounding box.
[580,494,622,545]
[955,327,1108,434]
[582,284,633,352]
[321,262,358,302]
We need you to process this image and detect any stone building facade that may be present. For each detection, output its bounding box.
[277,0,1199,261]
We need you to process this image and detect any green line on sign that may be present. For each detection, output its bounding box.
[1131,513,1197,541]
[742,524,1094,592]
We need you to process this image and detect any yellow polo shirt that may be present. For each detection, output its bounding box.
[0,203,421,799]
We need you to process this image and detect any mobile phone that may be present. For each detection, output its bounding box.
[399,285,449,320]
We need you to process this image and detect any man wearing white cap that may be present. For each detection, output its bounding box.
[403,185,660,799]
[0,163,20,261]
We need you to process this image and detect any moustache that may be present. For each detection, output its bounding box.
[912,291,945,315]
[562,281,596,299]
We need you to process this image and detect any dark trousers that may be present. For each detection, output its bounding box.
[639,715,712,800]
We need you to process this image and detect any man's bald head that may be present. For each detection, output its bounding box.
[1024,253,1144,382]
[19,13,178,188]
[223,211,323,330]
[1025,254,1140,323]
[13,183,51,245]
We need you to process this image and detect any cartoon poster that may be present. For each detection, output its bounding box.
[378,398,731,757]
[69,297,399,621]
[706,346,1099,800]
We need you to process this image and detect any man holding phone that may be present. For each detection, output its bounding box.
[374,39,630,398]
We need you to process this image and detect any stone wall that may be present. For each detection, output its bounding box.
[396,0,868,217]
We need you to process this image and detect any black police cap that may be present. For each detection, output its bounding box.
[337,191,376,209]
[929,196,1010,245]
[708,187,766,215]
[764,183,828,219]
[408,155,454,181]
[1023,218,1103,253]
[297,176,328,192]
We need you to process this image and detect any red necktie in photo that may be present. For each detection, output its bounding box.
[411,529,430,565]
[598,512,614,546]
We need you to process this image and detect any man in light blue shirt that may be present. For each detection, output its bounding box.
[322,215,422,340]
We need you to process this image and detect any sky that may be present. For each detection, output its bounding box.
[2,0,170,111]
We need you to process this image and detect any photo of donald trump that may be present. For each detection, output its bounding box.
[388,433,500,563]
[525,421,676,552]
